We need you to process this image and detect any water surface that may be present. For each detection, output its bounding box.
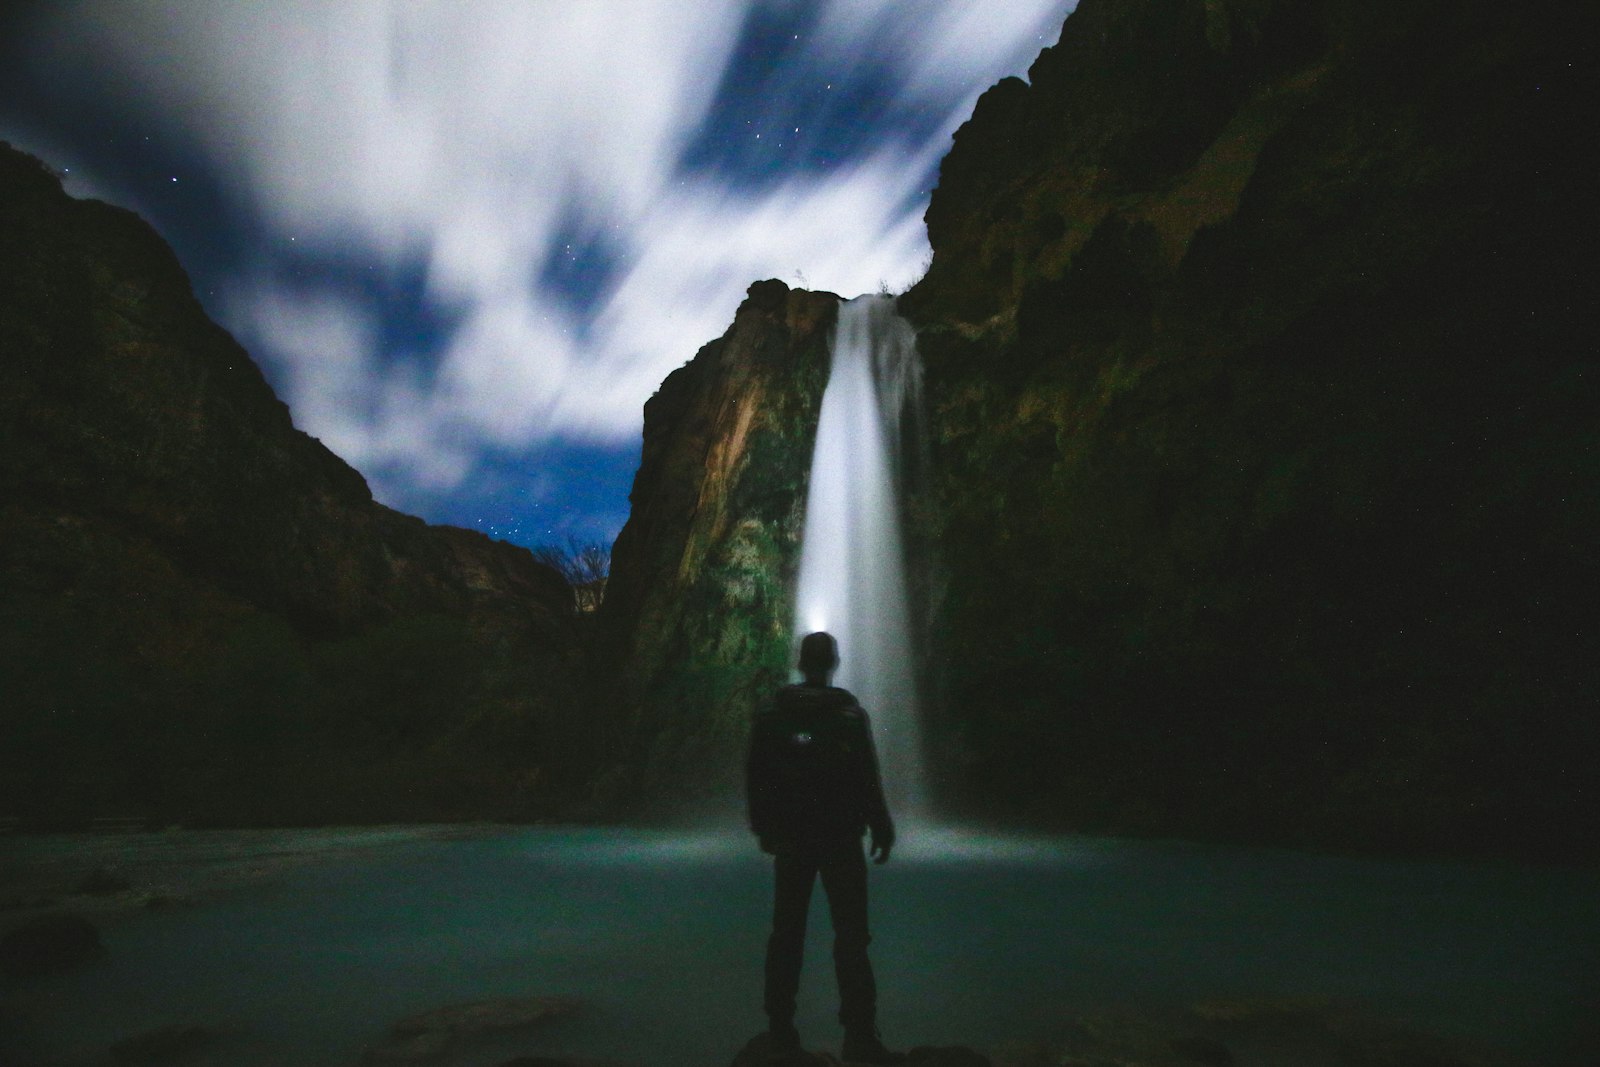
[1,826,1594,1065]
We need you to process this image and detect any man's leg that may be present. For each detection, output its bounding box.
[765,850,818,1042]
[818,841,876,1034]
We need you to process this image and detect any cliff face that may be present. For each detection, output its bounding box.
[594,280,837,808]
[0,143,580,826]
[899,0,1595,852]
[606,0,1594,854]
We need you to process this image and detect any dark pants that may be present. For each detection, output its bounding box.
[763,838,876,1032]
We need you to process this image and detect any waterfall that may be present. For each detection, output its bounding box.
[794,294,925,813]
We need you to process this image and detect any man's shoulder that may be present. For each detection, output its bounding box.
[774,684,864,715]
[826,686,868,720]
[833,691,867,723]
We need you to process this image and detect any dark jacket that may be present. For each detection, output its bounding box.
[746,683,893,849]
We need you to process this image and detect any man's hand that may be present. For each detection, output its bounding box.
[869,826,895,865]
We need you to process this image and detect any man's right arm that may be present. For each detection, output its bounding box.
[745,712,776,843]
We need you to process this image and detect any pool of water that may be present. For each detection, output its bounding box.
[1,825,1594,1065]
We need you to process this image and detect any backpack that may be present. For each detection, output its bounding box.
[762,687,866,832]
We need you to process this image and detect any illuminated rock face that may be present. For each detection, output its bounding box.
[595,280,839,808]
[794,295,925,812]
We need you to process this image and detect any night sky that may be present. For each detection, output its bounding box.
[0,0,1073,549]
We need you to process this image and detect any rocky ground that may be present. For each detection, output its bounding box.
[0,825,493,918]
[734,996,1516,1067]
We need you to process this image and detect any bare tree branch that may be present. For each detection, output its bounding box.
[532,536,611,613]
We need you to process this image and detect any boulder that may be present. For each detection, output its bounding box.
[109,1024,217,1063]
[731,1033,994,1066]
[0,912,106,977]
[995,1001,1497,1067]
[362,1027,453,1064]
[391,996,583,1037]
[77,867,134,895]
[363,996,582,1063]
[905,1049,993,1067]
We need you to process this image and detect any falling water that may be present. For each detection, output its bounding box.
[794,294,925,813]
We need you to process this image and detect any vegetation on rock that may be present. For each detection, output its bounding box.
[899,0,1596,854]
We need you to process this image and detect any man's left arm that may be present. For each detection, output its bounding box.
[858,711,895,864]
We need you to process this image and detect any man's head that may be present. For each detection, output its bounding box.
[798,631,839,681]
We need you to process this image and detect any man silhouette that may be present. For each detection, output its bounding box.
[746,631,904,1064]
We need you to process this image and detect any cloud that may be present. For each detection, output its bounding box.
[812,0,1069,101]
[231,281,477,490]
[27,0,1073,500]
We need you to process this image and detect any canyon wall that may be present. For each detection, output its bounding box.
[899,0,1595,853]
[608,0,1596,854]
[0,143,582,827]
[7,0,1591,854]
